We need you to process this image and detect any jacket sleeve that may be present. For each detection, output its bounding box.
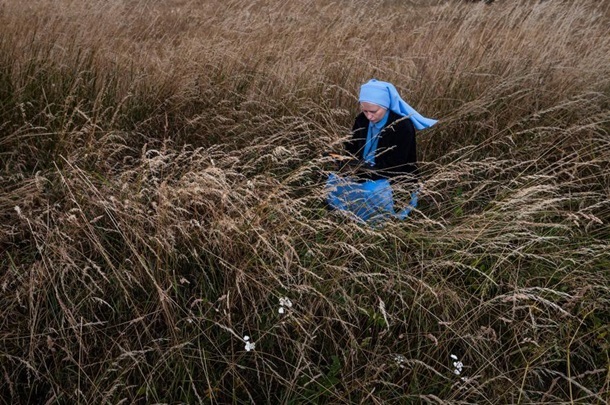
[376,117,418,180]
[344,113,368,159]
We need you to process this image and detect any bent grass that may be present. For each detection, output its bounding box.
[1,0,609,403]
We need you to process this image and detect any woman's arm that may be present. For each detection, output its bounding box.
[376,116,418,181]
[344,113,368,158]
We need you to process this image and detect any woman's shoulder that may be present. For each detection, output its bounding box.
[352,112,369,132]
[386,111,415,132]
[353,112,368,126]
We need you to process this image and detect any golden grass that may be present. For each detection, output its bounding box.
[1,0,609,403]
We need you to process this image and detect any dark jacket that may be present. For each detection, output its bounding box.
[345,111,418,182]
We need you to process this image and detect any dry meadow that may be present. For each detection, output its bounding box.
[1,0,609,403]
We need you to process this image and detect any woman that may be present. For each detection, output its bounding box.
[345,79,437,183]
[327,79,437,221]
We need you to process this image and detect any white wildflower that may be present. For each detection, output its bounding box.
[450,354,464,376]
[392,354,407,368]
[244,336,255,352]
[279,297,293,315]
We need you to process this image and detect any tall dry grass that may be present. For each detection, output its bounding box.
[1,0,609,403]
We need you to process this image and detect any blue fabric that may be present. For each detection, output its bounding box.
[326,173,419,223]
[362,110,389,165]
[359,79,438,131]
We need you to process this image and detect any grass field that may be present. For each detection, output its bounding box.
[1,0,609,403]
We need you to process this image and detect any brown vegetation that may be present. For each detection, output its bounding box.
[1,0,609,403]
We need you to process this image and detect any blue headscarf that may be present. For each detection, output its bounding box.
[358,79,437,130]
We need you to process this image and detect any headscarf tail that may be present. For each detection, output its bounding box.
[358,79,437,130]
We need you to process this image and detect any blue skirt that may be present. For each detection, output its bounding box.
[325,173,417,222]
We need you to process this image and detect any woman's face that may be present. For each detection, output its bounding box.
[360,102,387,123]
